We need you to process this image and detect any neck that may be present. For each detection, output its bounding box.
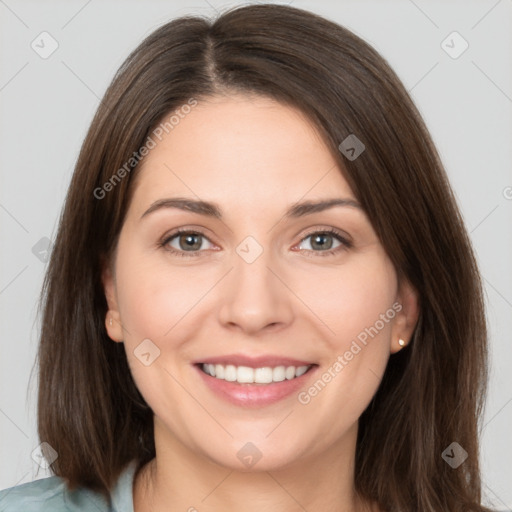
[133,420,375,512]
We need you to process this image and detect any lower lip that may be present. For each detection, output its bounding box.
[195,365,317,408]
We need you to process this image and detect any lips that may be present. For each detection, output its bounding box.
[193,354,318,407]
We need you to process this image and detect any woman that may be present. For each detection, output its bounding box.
[0,3,494,511]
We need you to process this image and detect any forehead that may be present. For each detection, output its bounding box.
[129,94,355,216]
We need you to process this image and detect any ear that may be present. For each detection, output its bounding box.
[390,275,420,354]
[101,259,124,343]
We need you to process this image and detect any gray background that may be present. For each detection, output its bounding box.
[1,0,511,509]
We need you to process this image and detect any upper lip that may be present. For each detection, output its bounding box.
[194,354,315,368]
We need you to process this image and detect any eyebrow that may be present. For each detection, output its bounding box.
[140,197,362,221]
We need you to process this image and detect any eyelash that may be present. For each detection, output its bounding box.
[159,227,352,258]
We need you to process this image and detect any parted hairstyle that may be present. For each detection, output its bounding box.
[37,3,493,511]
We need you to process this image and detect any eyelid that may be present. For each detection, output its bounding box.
[159,225,353,257]
[159,227,217,256]
[297,225,353,246]
[293,227,353,257]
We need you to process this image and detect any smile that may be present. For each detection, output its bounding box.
[201,363,312,384]
[194,356,318,407]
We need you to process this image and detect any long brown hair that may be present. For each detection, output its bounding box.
[37,4,492,511]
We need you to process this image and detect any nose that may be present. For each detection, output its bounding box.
[217,244,294,335]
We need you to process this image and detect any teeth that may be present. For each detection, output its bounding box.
[295,366,309,377]
[254,367,273,383]
[215,364,225,379]
[285,366,296,380]
[272,366,286,382]
[237,366,254,383]
[224,365,237,382]
[202,363,311,384]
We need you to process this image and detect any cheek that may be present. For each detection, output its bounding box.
[296,250,398,346]
[113,252,199,420]
[294,254,397,430]
[112,246,219,403]
[115,251,209,342]
[293,251,397,404]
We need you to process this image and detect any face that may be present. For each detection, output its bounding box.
[103,93,418,471]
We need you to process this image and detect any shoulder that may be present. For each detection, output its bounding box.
[0,476,109,512]
[0,461,137,512]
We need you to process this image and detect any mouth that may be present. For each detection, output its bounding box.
[193,355,318,407]
[199,362,313,384]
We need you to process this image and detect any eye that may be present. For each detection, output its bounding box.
[161,229,214,257]
[296,229,352,257]
[160,227,352,258]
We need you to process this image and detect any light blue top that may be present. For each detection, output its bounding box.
[0,461,136,512]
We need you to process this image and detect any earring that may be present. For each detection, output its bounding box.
[109,317,113,326]
[398,338,405,347]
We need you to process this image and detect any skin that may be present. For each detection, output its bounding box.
[103,93,419,512]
